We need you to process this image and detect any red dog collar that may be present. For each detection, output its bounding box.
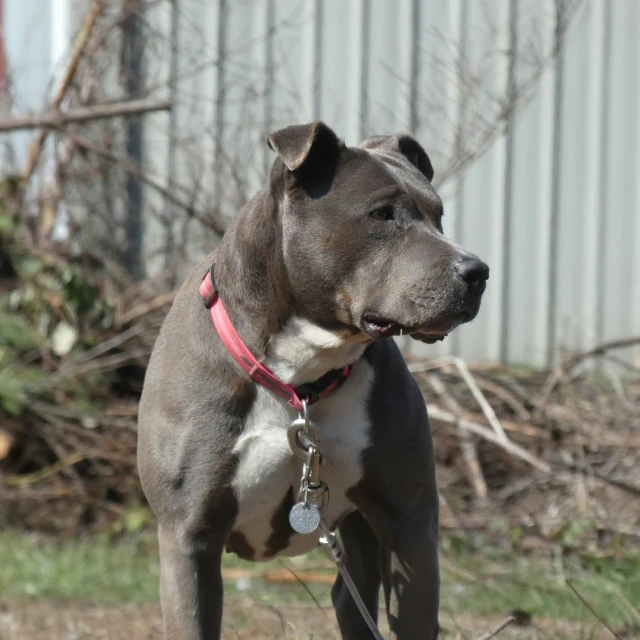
[199,265,350,411]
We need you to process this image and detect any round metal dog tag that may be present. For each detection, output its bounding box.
[289,502,321,535]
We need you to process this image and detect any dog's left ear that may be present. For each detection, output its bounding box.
[362,133,434,182]
[267,121,342,173]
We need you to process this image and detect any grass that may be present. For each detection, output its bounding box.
[1,530,639,633]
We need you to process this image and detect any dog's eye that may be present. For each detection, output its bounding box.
[369,207,395,221]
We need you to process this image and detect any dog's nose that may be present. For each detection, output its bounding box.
[455,257,489,293]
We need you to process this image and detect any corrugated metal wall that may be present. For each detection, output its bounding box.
[3,0,640,367]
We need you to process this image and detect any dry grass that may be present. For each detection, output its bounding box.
[0,599,627,640]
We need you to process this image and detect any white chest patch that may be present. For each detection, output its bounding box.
[264,316,369,386]
[230,318,373,561]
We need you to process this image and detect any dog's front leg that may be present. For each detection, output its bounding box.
[379,518,440,640]
[158,525,225,640]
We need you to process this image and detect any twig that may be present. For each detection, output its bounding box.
[409,356,510,442]
[56,347,151,380]
[566,462,640,498]
[61,322,146,369]
[407,356,460,373]
[21,0,107,181]
[64,131,227,235]
[565,578,621,639]
[451,357,509,443]
[6,452,85,487]
[426,404,551,472]
[427,373,488,499]
[542,336,640,399]
[278,564,331,615]
[564,336,640,368]
[476,616,516,640]
[613,586,640,625]
[117,291,177,325]
[0,98,172,132]
[472,374,531,421]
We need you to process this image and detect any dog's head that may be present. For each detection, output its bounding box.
[267,121,489,343]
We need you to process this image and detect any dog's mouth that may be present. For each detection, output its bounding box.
[361,313,467,343]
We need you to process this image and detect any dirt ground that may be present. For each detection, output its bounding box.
[0,598,626,640]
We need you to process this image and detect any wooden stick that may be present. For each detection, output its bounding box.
[0,429,13,460]
[565,579,621,639]
[451,357,510,443]
[409,356,510,442]
[426,404,551,472]
[21,0,107,181]
[427,373,488,499]
[0,99,172,132]
[476,616,516,640]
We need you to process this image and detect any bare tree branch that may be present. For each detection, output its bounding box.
[0,99,171,132]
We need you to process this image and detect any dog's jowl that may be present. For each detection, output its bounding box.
[137,122,489,640]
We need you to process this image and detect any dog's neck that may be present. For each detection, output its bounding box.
[214,191,366,386]
[264,317,368,386]
[214,190,289,354]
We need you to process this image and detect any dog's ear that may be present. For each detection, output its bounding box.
[267,122,342,173]
[362,133,434,182]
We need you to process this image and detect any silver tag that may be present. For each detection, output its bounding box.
[289,502,321,534]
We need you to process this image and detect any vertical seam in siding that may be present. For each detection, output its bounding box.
[453,0,468,245]
[450,0,468,357]
[545,8,565,367]
[0,0,5,103]
[499,0,517,364]
[595,0,612,350]
[313,0,323,119]
[263,0,275,177]
[163,0,179,268]
[213,0,227,212]
[359,0,370,141]
[409,0,420,134]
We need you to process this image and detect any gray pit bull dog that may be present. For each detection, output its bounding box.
[137,121,489,640]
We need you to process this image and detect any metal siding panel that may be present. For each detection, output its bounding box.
[505,0,558,368]
[140,0,173,276]
[2,0,54,169]
[634,2,640,366]
[5,0,640,367]
[269,1,317,129]
[366,0,403,134]
[601,0,639,352]
[217,0,263,204]
[453,0,510,363]
[582,0,610,351]
[345,0,370,144]
[414,0,458,174]
[406,0,464,361]
[319,0,353,136]
[554,2,592,354]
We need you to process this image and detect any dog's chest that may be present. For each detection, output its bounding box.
[229,361,373,561]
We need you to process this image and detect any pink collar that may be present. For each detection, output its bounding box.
[199,266,350,412]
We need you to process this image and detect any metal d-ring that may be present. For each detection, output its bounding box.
[287,400,322,462]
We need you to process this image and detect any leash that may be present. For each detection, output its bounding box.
[288,401,386,640]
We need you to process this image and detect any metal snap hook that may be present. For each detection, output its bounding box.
[287,420,321,461]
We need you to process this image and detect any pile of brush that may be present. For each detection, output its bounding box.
[412,351,640,551]
[1,214,640,545]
